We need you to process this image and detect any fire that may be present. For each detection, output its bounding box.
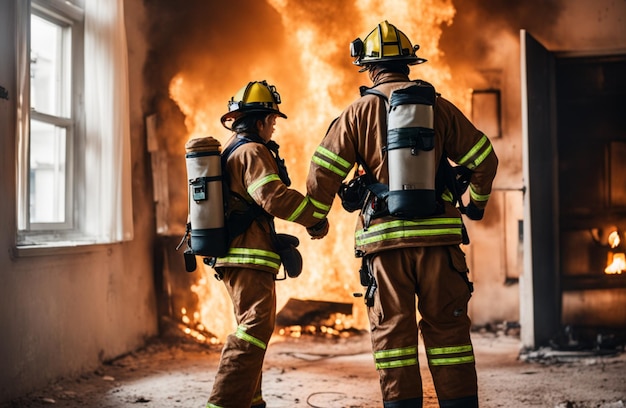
[605,253,625,275]
[604,229,625,275]
[168,2,462,342]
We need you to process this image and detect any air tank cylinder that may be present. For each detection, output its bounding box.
[185,136,228,257]
[386,85,437,218]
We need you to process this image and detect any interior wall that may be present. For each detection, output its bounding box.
[440,0,626,330]
[0,0,158,402]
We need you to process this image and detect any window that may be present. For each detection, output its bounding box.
[28,5,77,230]
[16,0,134,248]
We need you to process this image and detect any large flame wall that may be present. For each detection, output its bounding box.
[146,0,467,340]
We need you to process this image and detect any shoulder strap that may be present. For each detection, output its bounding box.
[360,85,388,101]
[220,135,273,241]
[221,134,263,168]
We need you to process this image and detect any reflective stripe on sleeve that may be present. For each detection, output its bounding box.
[469,186,490,203]
[247,174,281,196]
[286,197,309,222]
[312,146,352,178]
[309,197,331,219]
[458,135,493,170]
[374,346,418,370]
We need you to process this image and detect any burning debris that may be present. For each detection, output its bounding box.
[276,298,362,338]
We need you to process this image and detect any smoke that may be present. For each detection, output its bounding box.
[440,0,564,63]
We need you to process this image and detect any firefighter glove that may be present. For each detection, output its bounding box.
[465,201,484,221]
[307,218,329,240]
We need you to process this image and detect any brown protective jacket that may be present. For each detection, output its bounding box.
[306,72,498,255]
[215,135,323,274]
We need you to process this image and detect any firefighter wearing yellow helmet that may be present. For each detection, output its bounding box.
[350,20,427,71]
[306,21,498,407]
[220,80,287,130]
[207,80,328,408]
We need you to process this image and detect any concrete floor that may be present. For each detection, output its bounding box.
[3,329,626,408]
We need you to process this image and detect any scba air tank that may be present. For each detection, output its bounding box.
[386,84,437,218]
[185,136,228,257]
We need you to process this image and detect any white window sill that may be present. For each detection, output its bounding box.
[12,240,115,258]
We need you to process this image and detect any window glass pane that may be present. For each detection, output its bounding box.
[30,14,70,117]
[30,120,67,223]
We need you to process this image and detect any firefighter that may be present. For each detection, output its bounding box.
[206,80,328,408]
[305,21,498,408]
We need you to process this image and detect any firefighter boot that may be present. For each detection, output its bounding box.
[383,397,423,408]
[439,395,478,407]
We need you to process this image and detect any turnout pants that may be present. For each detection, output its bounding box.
[367,246,478,408]
[207,267,276,408]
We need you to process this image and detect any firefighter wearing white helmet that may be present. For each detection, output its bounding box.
[306,21,498,407]
[207,80,329,408]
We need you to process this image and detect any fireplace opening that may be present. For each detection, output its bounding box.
[555,54,626,349]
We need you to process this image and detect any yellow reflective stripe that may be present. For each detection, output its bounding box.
[313,212,326,219]
[374,346,418,370]
[316,145,351,169]
[286,197,309,222]
[427,344,475,366]
[441,189,453,202]
[355,218,463,246]
[235,325,267,350]
[375,357,418,370]
[309,196,331,213]
[219,248,281,269]
[429,355,475,366]
[472,143,493,169]
[458,135,493,170]
[374,346,417,359]
[427,344,473,355]
[251,395,264,405]
[469,186,490,202]
[312,146,352,178]
[458,135,488,166]
[312,156,349,178]
[360,218,462,233]
[206,403,224,408]
[247,174,281,196]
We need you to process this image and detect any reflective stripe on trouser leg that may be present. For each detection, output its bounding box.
[208,268,276,408]
[367,250,423,403]
[418,245,478,401]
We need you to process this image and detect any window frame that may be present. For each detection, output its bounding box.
[17,0,85,244]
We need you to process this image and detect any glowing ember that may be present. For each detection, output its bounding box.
[169,1,461,342]
[608,230,621,248]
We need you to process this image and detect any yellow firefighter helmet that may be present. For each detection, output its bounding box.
[221,80,287,129]
[350,20,426,71]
